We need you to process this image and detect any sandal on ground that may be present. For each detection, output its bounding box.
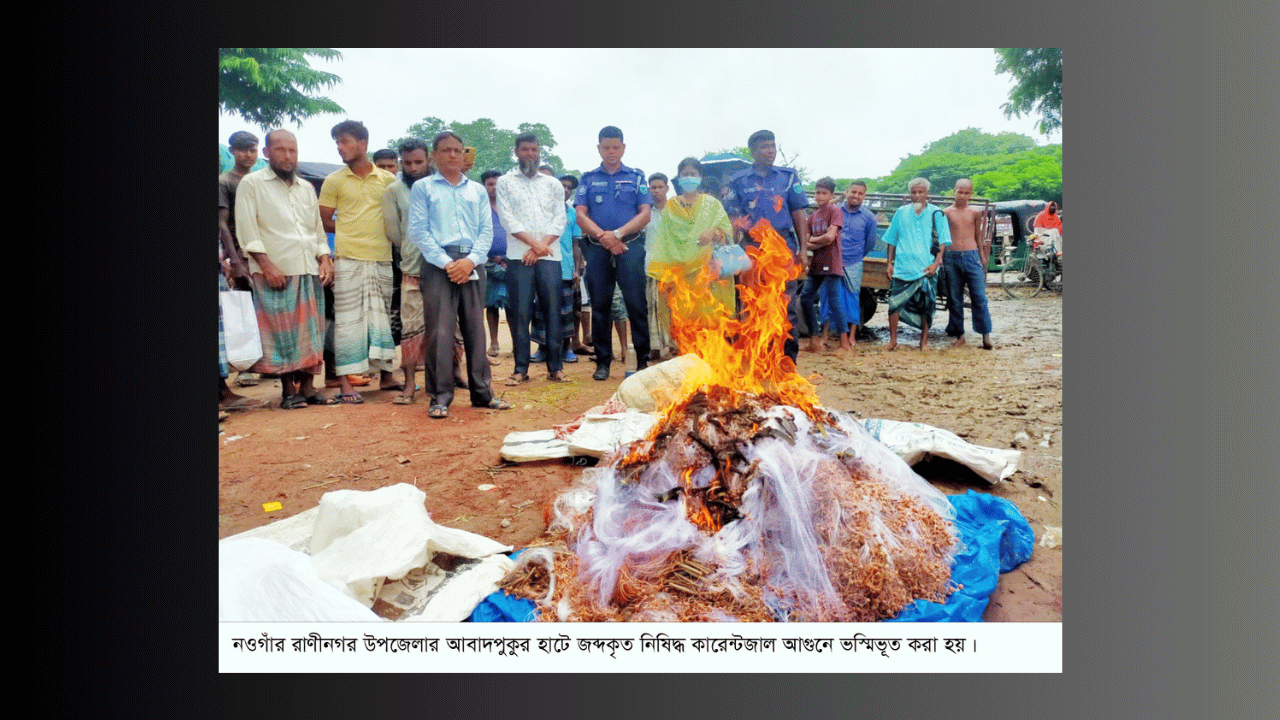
[392,394,415,405]
[504,373,529,386]
[428,404,449,419]
[548,371,569,383]
[337,392,364,404]
[479,398,511,410]
[380,382,405,392]
[304,394,339,405]
[281,394,308,410]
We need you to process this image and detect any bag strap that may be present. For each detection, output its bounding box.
[930,209,944,257]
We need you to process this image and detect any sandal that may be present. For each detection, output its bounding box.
[428,405,449,419]
[392,395,415,405]
[548,371,569,383]
[504,373,529,386]
[281,394,308,410]
[304,394,339,405]
[476,398,511,410]
[337,392,364,404]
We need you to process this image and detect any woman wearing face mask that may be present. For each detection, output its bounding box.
[645,157,737,329]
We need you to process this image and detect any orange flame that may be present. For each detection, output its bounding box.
[652,218,820,421]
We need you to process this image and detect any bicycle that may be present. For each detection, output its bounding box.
[1002,229,1062,298]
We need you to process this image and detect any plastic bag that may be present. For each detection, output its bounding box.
[713,244,753,277]
[219,290,262,370]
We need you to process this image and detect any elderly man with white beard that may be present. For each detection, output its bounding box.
[882,177,951,351]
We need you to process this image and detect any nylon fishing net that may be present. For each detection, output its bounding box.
[502,219,960,621]
[502,388,959,622]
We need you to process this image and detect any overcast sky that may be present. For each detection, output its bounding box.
[220,48,1062,184]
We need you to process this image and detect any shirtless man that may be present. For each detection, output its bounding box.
[941,179,993,349]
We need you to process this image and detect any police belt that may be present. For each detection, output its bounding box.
[586,231,643,246]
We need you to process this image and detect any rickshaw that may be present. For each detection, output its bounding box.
[989,200,1062,298]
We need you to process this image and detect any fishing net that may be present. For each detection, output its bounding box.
[502,389,959,622]
[502,220,959,621]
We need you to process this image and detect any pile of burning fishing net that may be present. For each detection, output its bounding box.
[502,219,960,621]
[501,386,960,622]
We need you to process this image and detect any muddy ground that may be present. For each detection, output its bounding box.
[218,280,1062,621]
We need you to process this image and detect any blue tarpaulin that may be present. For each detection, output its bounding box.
[468,490,1034,623]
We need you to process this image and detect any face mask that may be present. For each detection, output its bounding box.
[677,176,702,193]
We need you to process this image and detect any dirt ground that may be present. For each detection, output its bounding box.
[218,280,1062,622]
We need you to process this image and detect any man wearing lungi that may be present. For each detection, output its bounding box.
[234,130,337,409]
[318,120,398,403]
[408,131,511,419]
[882,177,950,351]
[382,138,434,404]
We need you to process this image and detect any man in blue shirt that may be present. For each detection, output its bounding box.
[407,131,510,418]
[574,126,652,381]
[725,130,811,364]
[882,177,950,351]
[839,181,878,345]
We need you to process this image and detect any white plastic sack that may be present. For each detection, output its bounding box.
[218,537,383,622]
[307,484,512,607]
[402,555,516,622]
[499,429,570,462]
[859,418,1020,484]
[614,354,712,412]
[499,413,660,462]
[565,410,658,458]
[220,290,263,371]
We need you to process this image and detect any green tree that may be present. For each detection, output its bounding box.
[388,117,569,181]
[708,147,752,161]
[866,126,1060,200]
[219,48,345,130]
[994,48,1063,135]
[922,127,1037,155]
[971,147,1063,205]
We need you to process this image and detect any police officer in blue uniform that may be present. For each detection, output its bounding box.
[574,126,652,381]
[724,129,811,365]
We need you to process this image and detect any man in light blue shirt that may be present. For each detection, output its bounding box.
[882,177,950,351]
[407,131,508,418]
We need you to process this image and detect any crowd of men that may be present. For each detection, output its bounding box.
[220,122,1058,419]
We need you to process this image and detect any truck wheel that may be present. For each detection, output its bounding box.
[860,287,876,325]
[1002,262,1042,299]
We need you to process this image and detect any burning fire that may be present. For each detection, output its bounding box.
[652,218,819,420]
[500,220,959,622]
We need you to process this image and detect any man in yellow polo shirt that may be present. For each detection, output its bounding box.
[318,120,399,403]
